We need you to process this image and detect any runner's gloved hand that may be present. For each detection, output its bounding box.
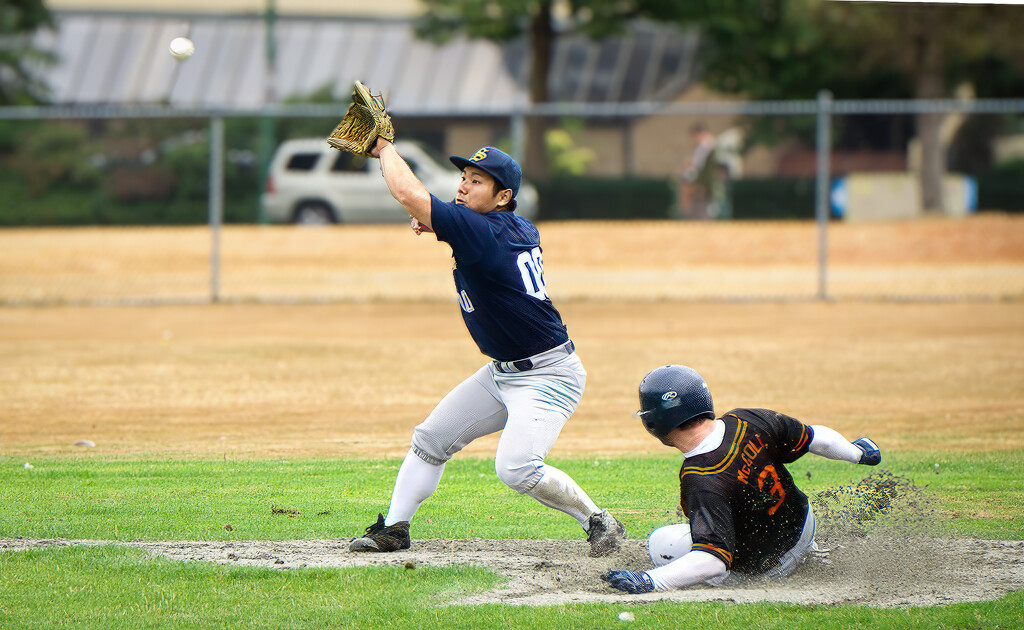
[602,569,655,593]
[853,437,881,466]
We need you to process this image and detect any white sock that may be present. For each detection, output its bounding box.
[809,425,863,463]
[384,449,445,525]
[525,465,600,528]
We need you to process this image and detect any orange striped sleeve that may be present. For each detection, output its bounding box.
[793,424,810,453]
[692,543,732,568]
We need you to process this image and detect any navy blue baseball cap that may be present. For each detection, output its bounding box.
[450,147,521,198]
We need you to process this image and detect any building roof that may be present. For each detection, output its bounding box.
[47,0,424,18]
[33,11,700,112]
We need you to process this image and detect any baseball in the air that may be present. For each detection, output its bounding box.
[169,36,195,61]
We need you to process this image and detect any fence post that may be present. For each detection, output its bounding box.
[257,0,277,224]
[510,110,526,165]
[815,90,833,300]
[209,115,225,303]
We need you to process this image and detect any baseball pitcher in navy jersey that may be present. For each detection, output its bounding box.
[347,136,626,557]
[603,365,881,593]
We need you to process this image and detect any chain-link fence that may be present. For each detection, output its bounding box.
[0,98,1022,305]
[4,219,1020,305]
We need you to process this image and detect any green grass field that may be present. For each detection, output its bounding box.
[2,546,1021,630]
[1,451,1022,629]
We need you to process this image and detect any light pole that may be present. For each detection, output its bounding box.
[257,0,277,224]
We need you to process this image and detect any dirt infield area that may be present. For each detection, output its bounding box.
[1,301,1020,457]
[1,218,1022,607]
[3,535,1022,608]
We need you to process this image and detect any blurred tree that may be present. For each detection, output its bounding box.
[546,118,595,176]
[0,0,57,105]
[416,0,645,179]
[416,0,1022,209]
[640,0,1024,212]
[1,120,99,196]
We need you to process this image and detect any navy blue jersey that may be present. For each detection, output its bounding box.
[678,409,814,574]
[429,195,569,361]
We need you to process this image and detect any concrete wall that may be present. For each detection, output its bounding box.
[835,173,976,221]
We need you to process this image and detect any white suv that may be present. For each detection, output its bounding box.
[261,139,538,224]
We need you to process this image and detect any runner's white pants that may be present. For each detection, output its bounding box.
[647,505,817,587]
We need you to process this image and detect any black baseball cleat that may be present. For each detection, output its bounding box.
[349,513,411,552]
[853,437,881,466]
[586,509,627,557]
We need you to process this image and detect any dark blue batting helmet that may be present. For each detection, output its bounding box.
[635,365,715,438]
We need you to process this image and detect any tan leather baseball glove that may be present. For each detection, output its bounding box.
[327,81,395,157]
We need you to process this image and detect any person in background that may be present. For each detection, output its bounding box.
[680,122,729,220]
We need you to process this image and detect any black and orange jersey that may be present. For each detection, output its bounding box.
[678,408,814,575]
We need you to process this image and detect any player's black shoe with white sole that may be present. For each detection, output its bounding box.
[586,509,627,557]
[349,513,411,552]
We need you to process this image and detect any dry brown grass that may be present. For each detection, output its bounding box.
[2,214,1022,303]
[544,214,1024,267]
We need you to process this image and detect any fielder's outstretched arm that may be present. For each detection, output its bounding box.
[371,138,432,230]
